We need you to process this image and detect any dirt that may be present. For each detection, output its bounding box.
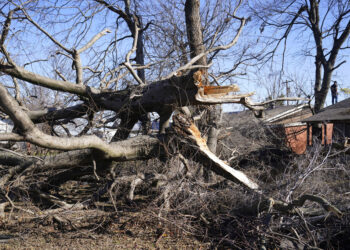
[0,231,203,249]
[0,209,207,249]
[1,110,350,249]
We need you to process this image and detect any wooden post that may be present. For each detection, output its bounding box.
[306,123,310,148]
[324,123,327,145]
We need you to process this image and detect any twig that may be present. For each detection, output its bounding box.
[5,192,35,216]
[17,5,72,54]
[92,159,100,181]
[0,147,43,161]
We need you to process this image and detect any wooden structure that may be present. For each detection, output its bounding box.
[303,98,350,146]
[263,104,313,154]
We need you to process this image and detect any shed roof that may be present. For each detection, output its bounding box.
[303,98,350,123]
[262,104,312,125]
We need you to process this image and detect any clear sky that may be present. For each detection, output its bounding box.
[222,0,350,112]
[2,0,349,113]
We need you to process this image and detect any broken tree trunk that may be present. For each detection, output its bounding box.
[172,112,260,190]
[0,110,342,219]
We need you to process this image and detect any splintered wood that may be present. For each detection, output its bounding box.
[173,112,260,191]
[193,69,240,97]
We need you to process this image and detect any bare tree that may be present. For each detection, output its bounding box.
[0,0,318,218]
[250,0,350,112]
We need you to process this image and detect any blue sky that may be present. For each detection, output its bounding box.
[223,0,350,111]
[2,0,349,113]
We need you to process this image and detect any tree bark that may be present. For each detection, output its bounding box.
[184,0,220,156]
[307,0,350,112]
[185,0,207,67]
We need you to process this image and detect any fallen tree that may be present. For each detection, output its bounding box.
[0,2,343,243]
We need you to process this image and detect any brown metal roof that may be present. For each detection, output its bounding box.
[303,98,350,123]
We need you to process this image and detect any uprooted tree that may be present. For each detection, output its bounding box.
[0,0,341,220]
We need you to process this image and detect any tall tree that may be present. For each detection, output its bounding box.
[251,0,350,112]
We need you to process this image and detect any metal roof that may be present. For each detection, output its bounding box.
[223,104,312,126]
[303,98,350,123]
[262,104,312,125]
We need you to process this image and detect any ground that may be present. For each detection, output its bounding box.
[0,208,207,249]
[1,111,350,249]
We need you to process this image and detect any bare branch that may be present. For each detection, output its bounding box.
[0,63,100,96]
[17,5,72,54]
[0,82,164,160]
[72,49,83,85]
[123,23,145,85]
[0,9,17,65]
[332,60,347,71]
[11,77,22,104]
[77,28,111,54]
[0,132,24,141]
[55,69,67,81]
[95,0,131,26]
[0,8,17,46]
[163,16,246,80]
[23,59,49,68]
